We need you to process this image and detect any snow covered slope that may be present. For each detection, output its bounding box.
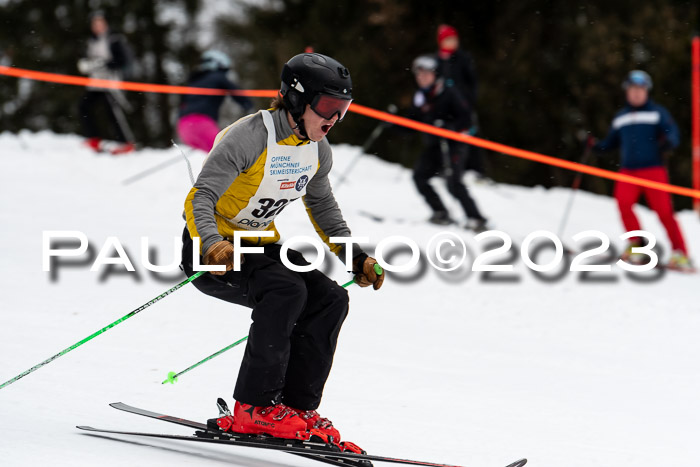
[0,131,698,467]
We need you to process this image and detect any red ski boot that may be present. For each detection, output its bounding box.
[293,409,367,453]
[293,409,343,445]
[110,142,135,155]
[340,440,366,454]
[84,137,102,152]
[214,399,310,440]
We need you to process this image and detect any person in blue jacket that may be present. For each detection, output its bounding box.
[594,70,693,271]
[177,50,253,152]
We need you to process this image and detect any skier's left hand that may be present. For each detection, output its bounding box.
[352,254,384,290]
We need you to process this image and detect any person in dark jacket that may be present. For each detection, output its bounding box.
[435,24,487,179]
[594,70,693,271]
[176,50,253,153]
[409,55,488,231]
[77,11,135,155]
[436,25,477,108]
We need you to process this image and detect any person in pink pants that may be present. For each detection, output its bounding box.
[177,114,221,152]
[177,50,252,152]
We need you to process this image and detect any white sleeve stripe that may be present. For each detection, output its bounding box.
[612,111,660,129]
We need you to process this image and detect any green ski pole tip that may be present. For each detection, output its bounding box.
[373,263,384,275]
[162,371,178,385]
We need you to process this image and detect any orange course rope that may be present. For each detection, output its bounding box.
[0,65,277,97]
[1,64,699,199]
[350,103,700,199]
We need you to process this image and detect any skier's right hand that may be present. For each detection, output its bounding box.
[203,240,243,275]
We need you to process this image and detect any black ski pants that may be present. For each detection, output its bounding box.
[412,143,485,220]
[78,91,127,142]
[181,227,349,410]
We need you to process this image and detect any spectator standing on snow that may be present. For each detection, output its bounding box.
[77,10,135,155]
[177,50,253,153]
[408,54,488,231]
[594,70,694,272]
[435,24,487,179]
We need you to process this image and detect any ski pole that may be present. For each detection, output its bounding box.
[0,271,206,391]
[162,335,249,384]
[106,89,136,143]
[122,142,194,186]
[557,135,595,238]
[340,262,385,293]
[122,154,185,185]
[163,265,383,384]
[173,140,196,186]
[334,105,396,190]
[434,120,455,179]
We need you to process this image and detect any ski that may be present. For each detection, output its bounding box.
[110,402,206,430]
[357,210,422,225]
[77,420,526,467]
[109,402,358,467]
[658,263,697,274]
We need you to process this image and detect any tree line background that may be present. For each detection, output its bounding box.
[1,0,698,208]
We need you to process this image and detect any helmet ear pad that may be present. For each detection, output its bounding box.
[283,89,305,118]
[288,91,301,107]
[281,88,308,137]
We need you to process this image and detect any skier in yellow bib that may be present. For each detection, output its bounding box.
[181,53,383,452]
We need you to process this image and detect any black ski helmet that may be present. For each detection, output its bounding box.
[280,53,353,126]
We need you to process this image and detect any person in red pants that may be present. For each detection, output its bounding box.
[594,70,693,271]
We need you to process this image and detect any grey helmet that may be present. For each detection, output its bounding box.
[412,55,439,74]
[622,70,653,90]
[199,50,231,72]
